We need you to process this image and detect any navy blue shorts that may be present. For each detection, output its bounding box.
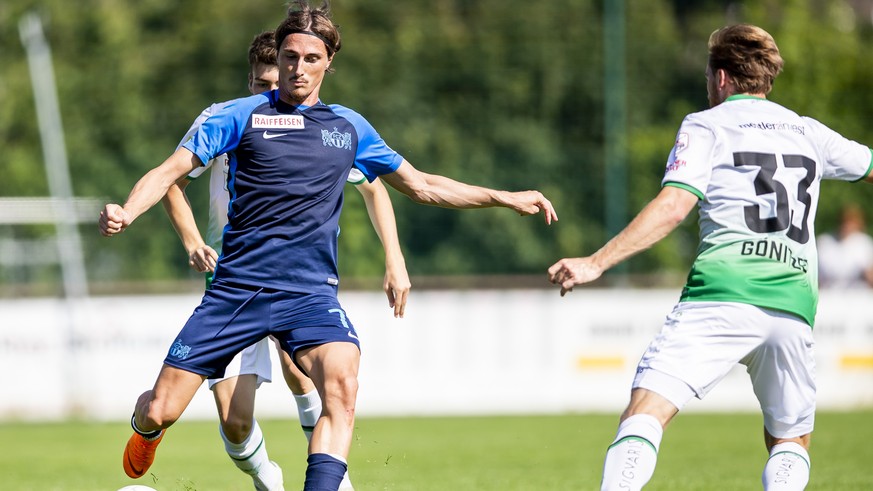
[163,281,360,378]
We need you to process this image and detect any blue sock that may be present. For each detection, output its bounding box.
[303,453,347,491]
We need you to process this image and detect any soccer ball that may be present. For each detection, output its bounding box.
[116,486,158,491]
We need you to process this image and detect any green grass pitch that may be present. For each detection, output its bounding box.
[1,411,870,490]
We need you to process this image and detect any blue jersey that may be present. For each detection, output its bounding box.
[183,90,403,294]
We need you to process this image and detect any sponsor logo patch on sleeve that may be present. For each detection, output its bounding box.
[675,132,689,153]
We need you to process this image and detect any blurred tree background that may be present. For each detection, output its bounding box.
[2,0,873,295]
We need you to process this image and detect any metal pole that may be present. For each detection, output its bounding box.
[604,0,628,279]
[20,12,89,417]
[19,12,90,299]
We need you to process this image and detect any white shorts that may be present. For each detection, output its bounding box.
[633,301,816,439]
[206,337,273,389]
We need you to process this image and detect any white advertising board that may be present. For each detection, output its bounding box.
[0,289,870,421]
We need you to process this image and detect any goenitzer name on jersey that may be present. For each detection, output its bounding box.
[680,234,813,324]
[740,238,809,273]
[662,96,872,326]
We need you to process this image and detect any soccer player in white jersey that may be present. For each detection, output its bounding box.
[549,24,873,490]
[160,31,409,490]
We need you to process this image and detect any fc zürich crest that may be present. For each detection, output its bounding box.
[322,127,352,150]
[170,338,191,360]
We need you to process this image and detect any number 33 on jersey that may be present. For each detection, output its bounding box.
[661,95,873,325]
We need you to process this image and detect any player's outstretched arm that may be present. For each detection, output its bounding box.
[99,147,202,237]
[548,186,697,296]
[161,178,217,273]
[380,159,558,225]
[355,178,411,318]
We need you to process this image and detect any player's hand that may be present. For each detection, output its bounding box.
[384,260,411,318]
[548,257,602,296]
[188,245,218,273]
[505,190,558,225]
[98,204,131,237]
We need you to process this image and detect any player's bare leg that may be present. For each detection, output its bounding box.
[213,374,284,490]
[600,388,678,491]
[761,430,811,490]
[276,341,353,490]
[295,342,360,491]
[134,364,205,430]
[213,374,258,443]
[124,364,204,478]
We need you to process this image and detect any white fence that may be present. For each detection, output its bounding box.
[1,289,871,421]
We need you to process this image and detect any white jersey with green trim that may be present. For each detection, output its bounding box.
[178,103,368,255]
[662,96,872,325]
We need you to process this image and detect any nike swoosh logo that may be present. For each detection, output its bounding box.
[126,453,145,477]
[262,131,288,139]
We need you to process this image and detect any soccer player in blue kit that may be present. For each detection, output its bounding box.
[99,2,557,490]
[161,30,406,490]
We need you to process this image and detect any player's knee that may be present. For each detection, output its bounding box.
[621,388,677,427]
[336,373,359,400]
[323,373,358,407]
[284,370,313,394]
[765,430,811,451]
[142,405,180,428]
[221,416,253,444]
[140,397,182,429]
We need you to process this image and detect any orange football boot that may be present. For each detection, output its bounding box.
[122,430,165,478]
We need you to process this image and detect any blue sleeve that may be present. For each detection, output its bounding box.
[332,105,404,182]
[182,94,268,165]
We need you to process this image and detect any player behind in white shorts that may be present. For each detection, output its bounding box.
[160,30,410,491]
[549,24,873,490]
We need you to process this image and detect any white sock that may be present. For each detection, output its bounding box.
[600,414,663,491]
[220,420,282,490]
[762,442,810,490]
[294,390,322,442]
[339,469,354,490]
